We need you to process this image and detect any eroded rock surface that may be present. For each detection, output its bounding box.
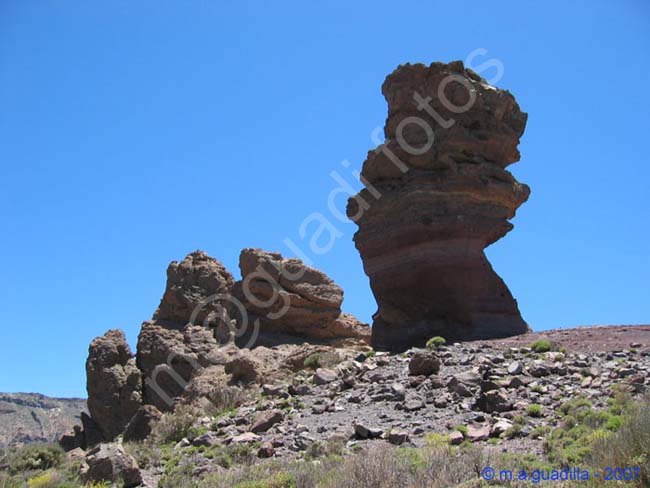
[85,330,142,441]
[234,248,369,345]
[153,250,235,328]
[347,61,530,351]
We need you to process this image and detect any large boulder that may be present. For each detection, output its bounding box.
[84,442,142,487]
[153,250,235,328]
[347,61,530,351]
[86,330,142,441]
[234,248,369,344]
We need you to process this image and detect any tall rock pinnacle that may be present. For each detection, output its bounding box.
[347,60,530,351]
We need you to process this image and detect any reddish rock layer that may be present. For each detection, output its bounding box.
[347,61,530,351]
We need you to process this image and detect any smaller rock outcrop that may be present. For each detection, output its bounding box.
[234,248,369,344]
[153,250,235,327]
[86,330,142,442]
[136,321,200,412]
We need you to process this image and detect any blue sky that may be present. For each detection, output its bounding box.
[1,1,648,397]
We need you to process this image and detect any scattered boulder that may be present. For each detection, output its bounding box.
[491,419,513,436]
[84,442,142,488]
[354,423,383,439]
[86,330,142,441]
[230,432,262,444]
[251,410,284,433]
[507,361,523,375]
[408,351,441,376]
[449,430,464,445]
[475,390,513,413]
[466,424,490,442]
[258,441,275,458]
[388,430,410,445]
[313,368,338,385]
[347,60,530,351]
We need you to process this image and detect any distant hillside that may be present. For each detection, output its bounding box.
[0,393,86,447]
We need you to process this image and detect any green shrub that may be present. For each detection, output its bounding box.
[234,473,296,488]
[153,404,200,443]
[527,404,543,417]
[425,336,446,349]
[454,425,468,436]
[27,471,58,488]
[8,444,64,474]
[303,353,321,369]
[590,396,650,485]
[530,384,545,394]
[207,385,249,416]
[504,424,523,439]
[529,339,552,353]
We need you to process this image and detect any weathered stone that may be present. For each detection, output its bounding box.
[86,330,142,441]
[449,430,464,445]
[153,250,235,327]
[230,432,262,444]
[354,423,383,439]
[262,384,289,399]
[84,442,142,488]
[313,368,338,385]
[347,61,530,351]
[136,321,200,412]
[404,397,425,411]
[388,430,410,445]
[466,424,490,442]
[123,405,162,442]
[475,390,513,413]
[408,351,441,376]
[192,431,220,447]
[507,362,523,375]
[491,419,513,436]
[529,362,551,377]
[258,441,275,458]
[251,410,284,433]
[233,248,369,344]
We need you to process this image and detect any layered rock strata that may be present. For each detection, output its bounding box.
[347,61,530,351]
[234,248,369,345]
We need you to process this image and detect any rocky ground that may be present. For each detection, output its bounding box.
[122,326,648,486]
[2,325,649,487]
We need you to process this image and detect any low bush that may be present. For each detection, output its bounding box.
[425,336,446,349]
[529,339,552,353]
[527,403,543,417]
[591,395,650,485]
[303,353,321,370]
[208,385,249,416]
[8,444,64,474]
[153,404,201,444]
